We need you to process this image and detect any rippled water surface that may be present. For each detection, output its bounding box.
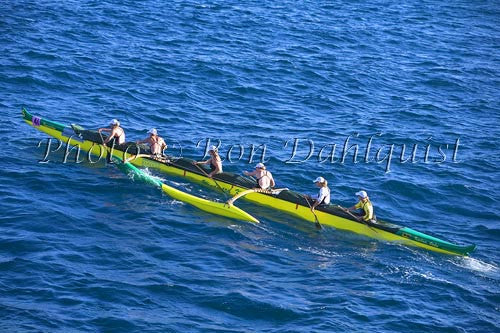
[1,1,499,332]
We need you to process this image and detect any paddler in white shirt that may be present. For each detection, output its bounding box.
[309,176,331,211]
[244,163,275,190]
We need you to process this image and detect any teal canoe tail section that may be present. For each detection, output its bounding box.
[22,108,66,132]
[113,157,163,188]
[397,227,476,256]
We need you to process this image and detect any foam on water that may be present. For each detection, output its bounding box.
[452,257,498,274]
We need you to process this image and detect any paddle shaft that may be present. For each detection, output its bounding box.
[193,162,228,199]
[338,205,378,233]
[98,132,114,163]
[303,195,322,230]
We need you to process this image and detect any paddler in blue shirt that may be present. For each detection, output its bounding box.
[348,190,375,222]
[244,163,275,190]
[309,176,331,211]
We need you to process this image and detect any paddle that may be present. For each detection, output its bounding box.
[98,131,113,163]
[337,205,378,234]
[122,153,160,164]
[303,195,322,230]
[226,187,289,206]
[192,162,228,199]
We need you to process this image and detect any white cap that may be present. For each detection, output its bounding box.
[209,145,218,152]
[313,176,325,183]
[355,190,368,198]
[110,119,119,126]
[148,128,158,135]
[255,163,265,169]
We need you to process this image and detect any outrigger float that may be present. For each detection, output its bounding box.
[113,157,259,223]
[22,108,476,256]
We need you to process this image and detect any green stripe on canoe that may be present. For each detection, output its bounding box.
[397,227,476,255]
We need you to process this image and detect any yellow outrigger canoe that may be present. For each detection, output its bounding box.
[22,108,476,256]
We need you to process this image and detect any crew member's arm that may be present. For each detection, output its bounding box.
[269,174,275,188]
[311,190,324,211]
[244,170,258,177]
[160,138,167,152]
[193,159,210,165]
[98,127,111,133]
[348,202,362,211]
[103,128,119,145]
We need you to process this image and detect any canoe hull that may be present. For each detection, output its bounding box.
[22,109,476,256]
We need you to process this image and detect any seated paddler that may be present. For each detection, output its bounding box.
[309,176,331,212]
[243,163,275,190]
[192,145,223,178]
[136,128,167,158]
[123,128,167,163]
[98,119,126,146]
[348,190,375,222]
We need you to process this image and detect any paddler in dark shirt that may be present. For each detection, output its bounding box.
[98,119,126,145]
[192,146,223,178]
[244,163,275,190]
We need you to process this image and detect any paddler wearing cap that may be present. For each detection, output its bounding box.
[243,163,275,190]
[136,128,167,157]
[192,146,223,178]
[98,119,126,145]
[348,190,375,222]
[309,176,331,211]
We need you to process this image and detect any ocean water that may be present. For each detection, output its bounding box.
[1,0,499,332]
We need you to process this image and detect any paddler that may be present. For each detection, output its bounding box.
[136,128,167,158]
[309,176,331,212]
[348,190,375,222]
[98,119,126,146]
[192,145,223,178]
[122,128,167,163]
[243,163,275,190]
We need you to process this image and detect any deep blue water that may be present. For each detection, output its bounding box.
[1,0,499,332]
